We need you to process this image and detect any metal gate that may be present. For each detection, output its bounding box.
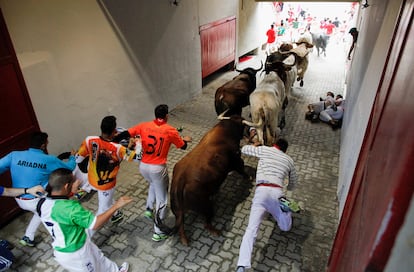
[200,16,236,78]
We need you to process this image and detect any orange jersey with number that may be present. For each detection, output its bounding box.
[76,136,128,190]
[128,120,185,165]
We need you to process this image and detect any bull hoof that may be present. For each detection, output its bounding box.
[205,224,221,237]
[181,239,188,246]
[296,77,300,81]
[300,80,304,87]
[210,229,221,237]
[180,236,189,246]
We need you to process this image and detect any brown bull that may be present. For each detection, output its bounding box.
[214,62,263,116]
[155,114,249,245]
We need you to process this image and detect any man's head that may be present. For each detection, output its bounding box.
[335,94,344,105]
[48,168,79,195]
[155,104,169,120]
[101,116,117,136]
[275,138,289,153]
[349,27,358,34]
[327,91,335,98]
[30,132,48,151]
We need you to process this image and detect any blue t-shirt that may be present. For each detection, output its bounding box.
[0,148,76,199]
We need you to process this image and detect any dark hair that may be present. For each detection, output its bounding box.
[276,138,289,153]
[155,104,169,119]
[30,132,48,148]
[327,92,335,98]
[349,27,357,34]
[48,168,74,192]
[336,94,343,99]
[101,116,117,135]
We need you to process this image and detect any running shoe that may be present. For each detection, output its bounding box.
[111,210,124,223]
[279,196,301,213]
[118,262,129,272]
[19,236,35,247]
[152,233,168,242]
[236,266,245,272]
[144,208,153,220]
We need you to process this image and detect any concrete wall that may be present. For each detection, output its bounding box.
[337,1,414,267]
[0,0,268,155]
[337,0,402,213]
[238,1,275,57]
[0,0,151,153]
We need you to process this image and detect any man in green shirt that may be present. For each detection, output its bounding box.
[38,168,132,272]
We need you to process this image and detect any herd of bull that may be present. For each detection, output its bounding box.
[154,38,314,246]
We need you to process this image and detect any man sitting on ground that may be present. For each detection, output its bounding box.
[305,91,335,122]
[319,94,345,129]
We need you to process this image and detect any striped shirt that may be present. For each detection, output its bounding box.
[241,145,297,190]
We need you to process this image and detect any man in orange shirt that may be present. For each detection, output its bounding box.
[126,104,192,241]
[76,116,135,227]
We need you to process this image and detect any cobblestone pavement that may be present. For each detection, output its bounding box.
[0,41,347,272]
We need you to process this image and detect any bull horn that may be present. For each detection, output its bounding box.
[254,61,263,72]
[218,109,231,120]
[283,54,296,66]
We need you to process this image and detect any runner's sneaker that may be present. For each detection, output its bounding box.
[279,196,301,213]
[19,236,35,247]
[111,210,124,224]
[144,208,153,220]
[73,189,88,201]
[118,262,129,272]
[152,233,168,242]
[236,266,245,272]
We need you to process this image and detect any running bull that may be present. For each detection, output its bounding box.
[155,113,249,245]
[214,62,263,116]
[246,52,296,145]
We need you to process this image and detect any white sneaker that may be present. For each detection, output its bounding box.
[118,262,129,272]
[236,266,245,272]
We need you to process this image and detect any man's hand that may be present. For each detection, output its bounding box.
[182,136,192,142]
[114,196,133,209]
[127,138,136,150]
[27,185,46,197]
[253,141,262,147]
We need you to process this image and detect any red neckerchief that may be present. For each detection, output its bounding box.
[272,144,281,150]
[154,118,167,126]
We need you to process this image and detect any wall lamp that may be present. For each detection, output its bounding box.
[170,0,179,6]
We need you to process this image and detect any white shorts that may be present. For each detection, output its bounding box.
[54,238,119,272]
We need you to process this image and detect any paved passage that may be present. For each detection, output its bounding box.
[1,41,347,272]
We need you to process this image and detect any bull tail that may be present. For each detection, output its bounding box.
[262,106,272,145]
[154,176,185,237]
[242,111,263,128]
[154,205,178,236]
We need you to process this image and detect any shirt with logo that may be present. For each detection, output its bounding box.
[39,197,96,253]
[76,136,131,191]
[128,120,185,165]
[0,148,76,199]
